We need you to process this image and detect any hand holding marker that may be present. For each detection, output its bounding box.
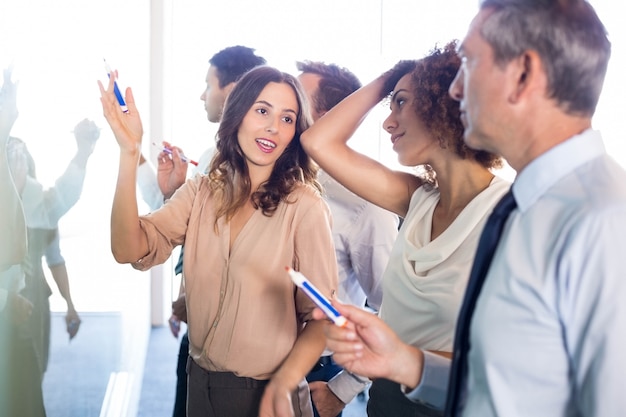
[152,142,199,166]
[103,59,128,113]
[286,266,347,327]
[103,61,198,168]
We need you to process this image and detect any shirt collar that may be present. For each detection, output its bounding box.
[512,128,606,213]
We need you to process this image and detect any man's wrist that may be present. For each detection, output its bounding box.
[402,350,449,411]
[392,344,424,389]
[326,369,370,405]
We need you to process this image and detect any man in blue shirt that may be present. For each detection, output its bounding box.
[317,1,626,416]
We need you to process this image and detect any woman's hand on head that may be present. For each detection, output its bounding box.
[97,71,143,157]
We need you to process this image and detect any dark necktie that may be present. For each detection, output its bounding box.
[445,190,517,416]
[174,246,184,276]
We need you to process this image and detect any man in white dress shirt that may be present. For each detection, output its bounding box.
[297,60,399,417]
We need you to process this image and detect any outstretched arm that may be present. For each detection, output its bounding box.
[300,74,421,217]
[48,262,80,339]
[35,118,100,226]
[0,145,26,269]
[98,72,148,263]
[45,232,80,339]
[71,118,100,170]
[0,65,26,269]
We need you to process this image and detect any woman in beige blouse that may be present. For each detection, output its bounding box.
[99,66,338,417]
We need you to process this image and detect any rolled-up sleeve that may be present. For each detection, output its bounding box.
[131,176,199,271]
[327,370,371,404]
[44,231,65,267]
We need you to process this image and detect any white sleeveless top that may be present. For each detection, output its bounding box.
[378,176,510,351]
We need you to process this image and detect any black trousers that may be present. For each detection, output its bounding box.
[186,358,314,417]
[187,358,271,417]
[367,378,443,417]
[172,331,189,417]
[0,318,46,417]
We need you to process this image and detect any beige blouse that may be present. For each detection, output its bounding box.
[133,174,338,380]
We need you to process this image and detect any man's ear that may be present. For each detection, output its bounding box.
[223,81,236,97]
[509,50,543,103]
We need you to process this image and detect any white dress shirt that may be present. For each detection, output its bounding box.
[1,159,87,311]
[20,162,86,229]
[317,171,399,403]
[318,170,398,310]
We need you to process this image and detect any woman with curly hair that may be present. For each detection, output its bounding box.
[99,65,338,417]
[301,41,509,417]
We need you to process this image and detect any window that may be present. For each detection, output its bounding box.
[1,1,623,416]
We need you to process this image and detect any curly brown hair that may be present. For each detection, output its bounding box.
[383,41,502,185]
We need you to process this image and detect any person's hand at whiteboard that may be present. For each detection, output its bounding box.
[0,65,19,140]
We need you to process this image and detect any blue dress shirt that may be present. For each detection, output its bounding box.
[406,129,626,417]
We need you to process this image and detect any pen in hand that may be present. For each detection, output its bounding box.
[286,266,347,327]
[68,318,80,342]
[152,142,199,166]
[103,59,129,113]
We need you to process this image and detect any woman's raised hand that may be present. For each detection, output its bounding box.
[97,70,143,158]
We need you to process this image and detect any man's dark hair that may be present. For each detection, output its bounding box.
[295,60,361,115]
[209,45,267,88]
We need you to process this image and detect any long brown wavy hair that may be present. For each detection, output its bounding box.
[206,66,320,226]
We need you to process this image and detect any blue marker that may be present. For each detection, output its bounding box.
[286,266,347,327]
[103,59,129,113]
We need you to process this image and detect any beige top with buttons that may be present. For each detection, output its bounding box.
[133,174,338,380]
